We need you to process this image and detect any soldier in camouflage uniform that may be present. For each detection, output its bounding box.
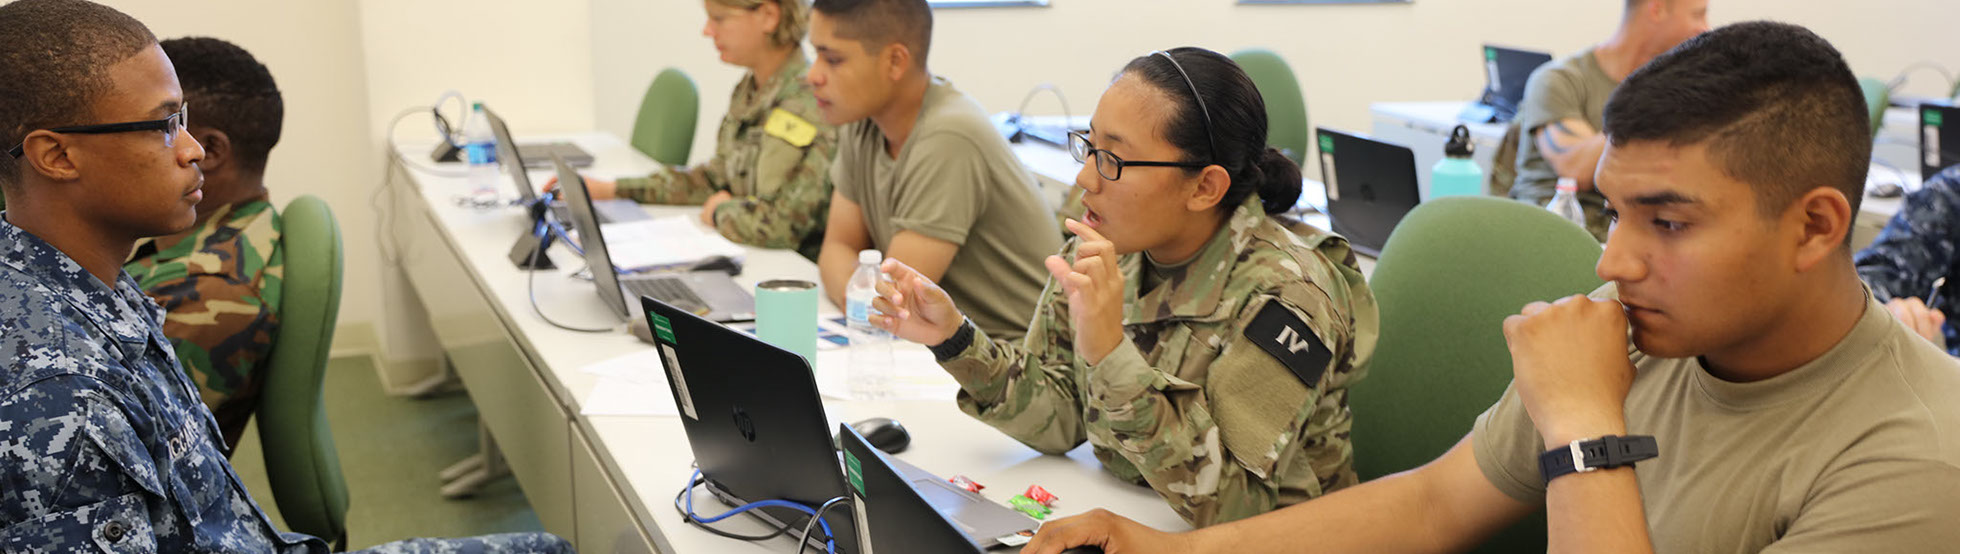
[0,2,568,551]
[575,0,835,260]
[868,48,1377,527]
[124,37,287,452]
[1856,165,1958,354]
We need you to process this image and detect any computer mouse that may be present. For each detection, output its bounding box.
[691,255,742,275]
[850,417,910,454]
[1868,182,1904,198]
[1060,547,1105,554]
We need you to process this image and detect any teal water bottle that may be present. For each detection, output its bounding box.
[1431,125,1484,197]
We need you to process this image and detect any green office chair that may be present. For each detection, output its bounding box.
[1349,196,1604,552]
[1859,76,1890,136]
[630,68,700,166]
[257,195,350,550]
[1230,48,1310,166]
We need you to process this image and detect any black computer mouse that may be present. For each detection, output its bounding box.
[690,255,742,275]
[850,417,910,454]
[1060,547,1105,554]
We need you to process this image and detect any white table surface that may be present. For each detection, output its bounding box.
[395,133,1191,553]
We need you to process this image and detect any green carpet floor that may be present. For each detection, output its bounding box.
[229,356,548,550]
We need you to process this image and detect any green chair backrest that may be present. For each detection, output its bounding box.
[1351,196,1604,552]
[1859,76,1890,136]
[1230,48,1310,166]
[257,195,349,549]
[630,68,701,166]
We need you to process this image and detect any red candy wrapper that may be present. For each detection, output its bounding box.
[949,474,984,493]
[1023,484,1058,507]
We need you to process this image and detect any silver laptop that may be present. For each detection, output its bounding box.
[553,155,755,323]
[482,105,647,224]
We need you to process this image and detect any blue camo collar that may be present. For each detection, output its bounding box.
[0,214,153,345]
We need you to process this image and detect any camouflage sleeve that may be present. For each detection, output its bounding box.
[141,257,280,440]
[616,161,724,205]
[0,379,167,548]
[1855,168,1959,302]
[942,278,1088,456]
[352,532,573,554]
[710,128,836,249]
[1086,292,1353,527]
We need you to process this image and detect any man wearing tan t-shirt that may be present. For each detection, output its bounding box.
[805,0,1059,341]
[1511,0,1709,240]
[1021,22,1958,554]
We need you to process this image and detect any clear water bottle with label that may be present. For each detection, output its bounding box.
[1546,177,1588,228]
[844,249,892,400]
[462,102,498,195]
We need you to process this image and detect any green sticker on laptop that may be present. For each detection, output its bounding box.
[651,313,676,343]
[1319,134,1335,153]
[844,449,865,497]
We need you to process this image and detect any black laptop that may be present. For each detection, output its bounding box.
[840,426,1103,554]
[1461,44,1554,124]
[555,158,755,323]
[643,296,1037,552]
[482,105,646,224]
[1316,128,1422,257]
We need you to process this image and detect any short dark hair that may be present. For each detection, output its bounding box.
[811,0,931,68]
[1120,47,1302,215]
[161,37,284,173]
[1604,21,1870,223]
[0,0,156,188]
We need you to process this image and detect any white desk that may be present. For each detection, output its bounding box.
[387,134,1190,554]
[1369,101,1508,200]
[1370,100,1913,249]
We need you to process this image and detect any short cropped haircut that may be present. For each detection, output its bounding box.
[811,0,931,68]
[712,0,811,48]
[161,37,284,173]
[1603,21,1870,225]
[0,0,156,188]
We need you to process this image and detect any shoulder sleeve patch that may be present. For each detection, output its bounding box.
[1244,300,1333,387]
[765,108,817,148]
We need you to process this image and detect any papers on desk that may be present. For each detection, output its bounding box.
[579,349,679,417]
[596,216,747,272]
[812,347,965,402]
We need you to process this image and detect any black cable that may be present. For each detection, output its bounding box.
[670,473,794,542]
[797,496,851,554]
[526,220,618,333]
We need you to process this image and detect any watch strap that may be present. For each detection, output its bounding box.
[1538,435,1658,483]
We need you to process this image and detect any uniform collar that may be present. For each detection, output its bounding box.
[130,193,271,260]
[732,52,810,121]
[0,214,155,346]
[1122,197,1267,324]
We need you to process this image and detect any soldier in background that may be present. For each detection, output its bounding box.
[1856,165,1959,354]
[124,36,285,453]
[557,0,835,260]
[869,47,1378,527]
[0,1,570,551]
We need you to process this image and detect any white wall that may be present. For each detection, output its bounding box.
[592,0,1960,174]
[102,0,383,351]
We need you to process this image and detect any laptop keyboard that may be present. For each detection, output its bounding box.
[624,277,709,312]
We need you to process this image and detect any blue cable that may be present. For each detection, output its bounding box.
[680,470,838,553]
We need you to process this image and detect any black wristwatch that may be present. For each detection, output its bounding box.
[928,318,976,362]
[1538,435,1658,483]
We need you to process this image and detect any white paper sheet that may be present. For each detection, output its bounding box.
[598,216,748,271]
[579,349,680,417]
[812,346,964,402]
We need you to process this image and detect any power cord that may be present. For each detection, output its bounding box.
[1887,61,1960,98]
[798,496,854,554]
[673,469,842,552]
[525,213,619,333]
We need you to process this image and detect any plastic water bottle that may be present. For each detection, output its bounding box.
[844,249,892,400]
[1430,125,1484,197]
[1546,177,1587,228]
[462,102,498,195]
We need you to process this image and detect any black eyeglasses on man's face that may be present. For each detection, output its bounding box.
[6,106,188,159]
[1069,130,1207,182]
